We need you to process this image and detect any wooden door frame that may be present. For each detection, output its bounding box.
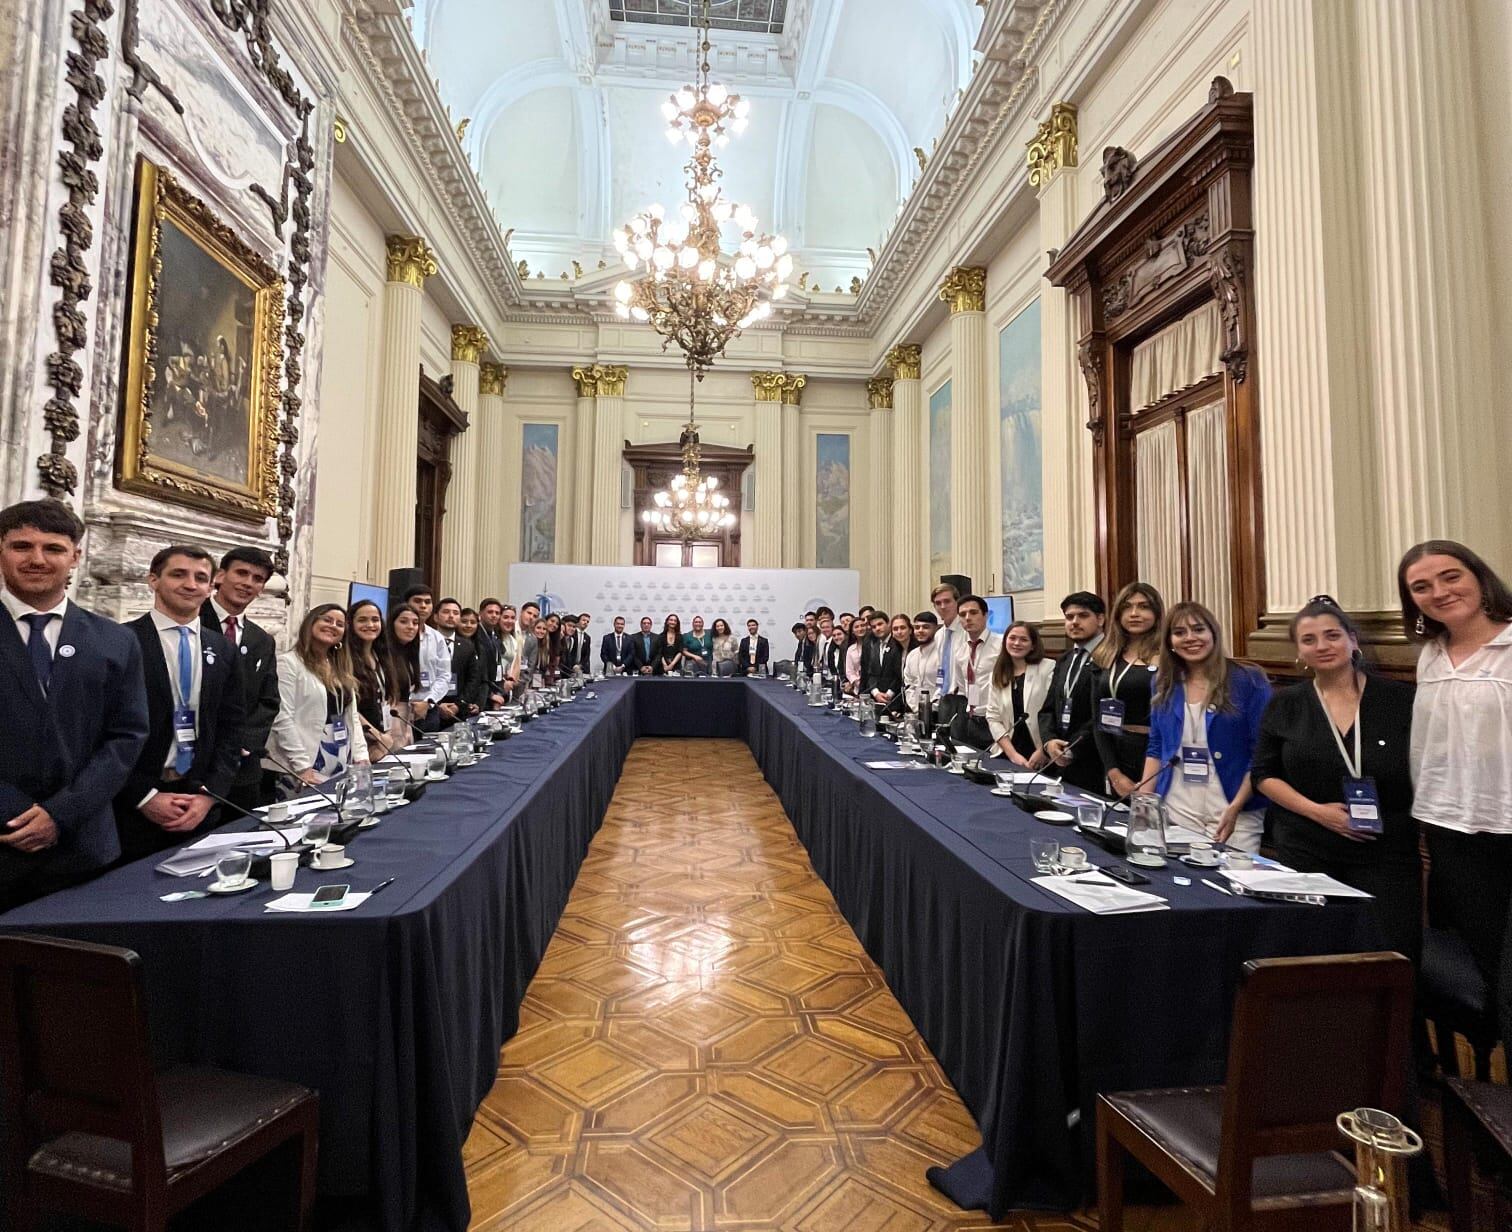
[416,369,468,587]
[624,439,754,568]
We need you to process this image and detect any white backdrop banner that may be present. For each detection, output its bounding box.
[505,564,860,634]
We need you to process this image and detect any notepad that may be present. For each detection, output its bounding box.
[1031,873,1169,914]
[1222,870,1371,899]
[264,891,372,914]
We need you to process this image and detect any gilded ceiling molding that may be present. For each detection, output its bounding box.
[594,365,628,397]
[867,376,895,409]
[750,372,786,402]
[385,234,438,288]
[939,266,987,314]
[450,324,488,364]
[1026,101,1078,188]
[886,344,923,380]
[781,374,807,406]
[478,362,508,397]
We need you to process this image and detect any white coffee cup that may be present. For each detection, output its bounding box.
[1221,851,1254,870]
[1187,842,1219,866]
[269,851,300,891]
[1058,845,1088,870]
[313,843,346,869]
[265,801,290,824]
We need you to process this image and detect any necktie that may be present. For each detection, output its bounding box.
[175,626,194,774]
[223,614,238,643]
[21,613,56,693]
[940,627,953,692]
[967,638,981,685]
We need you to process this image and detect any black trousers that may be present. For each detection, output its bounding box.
[1424,826,1512,1045]
[1273,838,1423,969]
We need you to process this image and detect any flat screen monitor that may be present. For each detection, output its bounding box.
[984,595,1015,635]
[348,581,390,613]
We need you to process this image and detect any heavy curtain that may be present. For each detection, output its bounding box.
[1129,301,1222,411]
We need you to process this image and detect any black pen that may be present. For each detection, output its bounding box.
[370,877,395,895]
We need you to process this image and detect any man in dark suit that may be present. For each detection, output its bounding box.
[1041,590,1108,793]
[629,616,657,675]
[601,616,633,672]
[115,545,245,862]
[0,501,149,909]
[859,610,891,696]
[473,599,507,709]
[202,546,279,811]
[574,614,593,672]
[736,619,770,676]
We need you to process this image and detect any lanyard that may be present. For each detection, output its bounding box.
[1313,681,1363,778]
[1108,657,1144,697]
[1063,647,1090,700]
[1182,701,1206,746]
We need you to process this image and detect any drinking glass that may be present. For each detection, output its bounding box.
[369,767,392,812]
[1075,802,1104,833]
[808,674,826,706]
[302,816,333,849]
[1127,795,1169,866]
[386,763,409,804]
[1029,836,1059,873]
[215,850,252,887]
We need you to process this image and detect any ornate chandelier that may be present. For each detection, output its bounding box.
[613,0,792,379]
[641,378,736,540]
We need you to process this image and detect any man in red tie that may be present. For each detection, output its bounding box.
[201,547,280,810]
[948,595,1002,751]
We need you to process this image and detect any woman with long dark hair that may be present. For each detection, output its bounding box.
[385,604,424,737]
[1094,582,1165,796]
[265,603,367,786]
[1400,540,1512,1031]
[711,618,740,676]
[986,621,1054,768]
[1141,602,1270,851]
[347,598,391,760]
[653,614,685,674]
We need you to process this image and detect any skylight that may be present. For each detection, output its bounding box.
[609,0,787,35]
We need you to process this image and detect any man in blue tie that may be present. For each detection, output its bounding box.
[115,546,245,862]
[0,500,148,909]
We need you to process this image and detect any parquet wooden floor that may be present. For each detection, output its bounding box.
[462,740,1192,1231]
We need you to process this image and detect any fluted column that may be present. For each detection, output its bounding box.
[589,365,627,564]
[371,235,437,577]
[474,363,509,592]
[439,325,485,600]
[888,345,925,607]
[940,267,992,592]
[750,373,786,567]
[867,376,894,603]
[569,366,598,563]
[780,374,806,568]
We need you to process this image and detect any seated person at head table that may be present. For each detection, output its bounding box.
[114,545,244,863]
[1140,602,1270,852]
[903,612,942,715]
[348,598,394,760]
[263,603,370,793]
[383,604,424,744]
[0,499,148,909]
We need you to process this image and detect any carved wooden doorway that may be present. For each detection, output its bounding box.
[415,371,467,586]
[624,439,753,568]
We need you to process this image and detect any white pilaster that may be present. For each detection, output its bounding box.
[589,365,627,564]
[888,345,925,610]
[867,376,893,606]
[750,373,785,568]
[474,364,508,593]
[439,325,484,601]
[941,267,993,593]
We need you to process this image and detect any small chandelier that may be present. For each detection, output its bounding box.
[613,0,792,379]
[641,379,736,540]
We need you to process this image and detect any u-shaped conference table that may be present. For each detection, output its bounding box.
[1,677,1377,1230]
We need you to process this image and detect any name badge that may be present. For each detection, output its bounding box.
[330,718,348,746]
[419,670,432,687]
[1059,699,1074,728]
[1181,745,1210,782]
[1343,776,1383,834]
[173,705,197,749]
[1098,699,1125,733]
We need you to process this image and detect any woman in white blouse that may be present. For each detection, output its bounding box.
[985,622,1055,769]
[1401,540,1512,1028]
[264,603,369,787]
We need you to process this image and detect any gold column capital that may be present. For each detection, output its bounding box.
[1027,101,1079,188]
[594,364,628,397]
[781,373,807,406]
[866,376,895,409]
[751,372,786,402]
[479,363,508,397]
[939,266,987,314]
[886,344,922,380]
[571,365,599,398]
[385,234,438,288]
[451,324,488,364]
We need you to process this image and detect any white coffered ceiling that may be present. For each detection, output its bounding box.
[406,0,980,289]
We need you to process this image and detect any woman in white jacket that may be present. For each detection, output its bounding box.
[985,621,1055,769]
[264,603,369,786]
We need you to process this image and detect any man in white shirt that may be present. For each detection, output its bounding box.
[601,615,632,672]
[931,583,962,698]
[403,584,458,724]
[202,546,279,809]
[903,612,942,713]
[948,594,1002,750]
[433,598,464,705]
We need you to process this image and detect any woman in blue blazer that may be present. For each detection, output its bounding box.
[1141,601,1271,851]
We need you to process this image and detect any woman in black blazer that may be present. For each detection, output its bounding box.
[867,615,912,708]
[1092,582,1164,797]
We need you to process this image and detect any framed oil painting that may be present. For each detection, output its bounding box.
[118,158,284,521]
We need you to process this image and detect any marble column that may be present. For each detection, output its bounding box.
[780,374,807,568]
[474,363,509,593]
[940,267,992,592]
[749,373,786,567]
[888,345,925,607]
[867,376,894,605]
[439,325,485,601]
[569,366,598,563]
[589,365,628,564]
[1032,106,1088,613]
[371,235,437,578]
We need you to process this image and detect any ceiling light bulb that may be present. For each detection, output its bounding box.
[773,284,789,299]
[676,88,694,109]
[707,83,728,106]
[712,201,732,221]
[706,475,719,489]
[665,127,683,144]
[615,302,630,318]
[631,305,649,321]
[777,253,794,278]
[698,260,716,280]
[624,253,638,270]
[754,246,774,269]
[734,99,751,118]
[678,246,699,269]
[735,256,756,279]
[661,100,678,121]
[715,134,729,148]
[684,128,698,145]
[771,235,788,256]
[649,202,665,220]
[732,117,748,134]
[653,246,674,269]
[614,281,632,302]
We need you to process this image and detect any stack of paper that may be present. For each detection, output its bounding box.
[254,796,330,820]
[155,828,308,877]
[1222,870,1371,899]
[1031,873,1169,914]
[264,891,372,914]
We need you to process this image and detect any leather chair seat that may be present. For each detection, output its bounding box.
[1446,1078,1512,1160]
[1104,1086,1357,1204]
[29,1066,313,1192]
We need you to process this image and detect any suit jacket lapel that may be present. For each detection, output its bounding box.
[0,607,46,707]
[134,616,173,720]
[44,603,89,702]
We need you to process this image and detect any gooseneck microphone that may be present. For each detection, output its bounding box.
[1020,730,1090,797]
[260,750,344,813]
[196,784,294,849]
[1100,754,1181,820]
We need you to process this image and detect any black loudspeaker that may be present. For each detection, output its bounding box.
[388,566,425,602]
[940,572,972,597]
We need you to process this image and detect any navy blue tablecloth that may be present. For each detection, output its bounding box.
[631,675,748,738]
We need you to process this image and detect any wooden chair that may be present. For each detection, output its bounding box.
[1096,951,1414,1232]
[0,933,319,1232]
[1443,1077,1512,1232]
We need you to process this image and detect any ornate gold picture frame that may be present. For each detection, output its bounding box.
[117,158,284,521]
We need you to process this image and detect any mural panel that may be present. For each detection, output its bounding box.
[999,300,1044,590]
[929,380,951,579]
[521,423,559,562]
[815,433,851,568]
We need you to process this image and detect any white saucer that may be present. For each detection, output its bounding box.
[1036,810,1074,824]
[1180,854,1222,869]
[947,766,966,775]
[311,857,355,871]
[1128,853,1168,868]
[425,772,447,782]
[356,817,381,829]
[990,787,1016,797]
[208,877,259,894]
